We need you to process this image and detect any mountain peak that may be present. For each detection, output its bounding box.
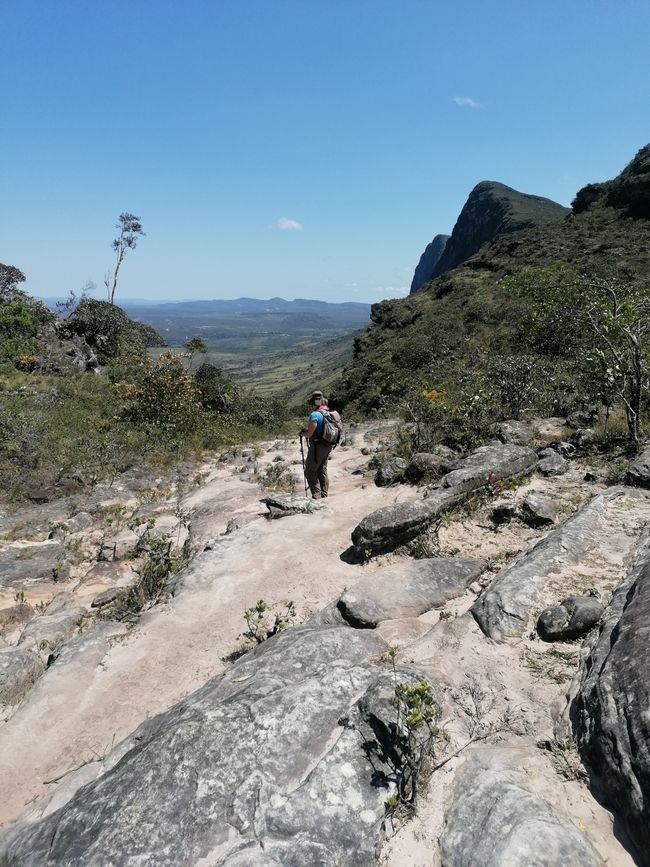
[429,181,569,279]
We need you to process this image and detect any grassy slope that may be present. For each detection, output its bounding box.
[339,201,650,412]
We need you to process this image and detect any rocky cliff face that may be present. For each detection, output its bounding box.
[430,181,569,279]
[409,234,450,294]
[573,143,650,218]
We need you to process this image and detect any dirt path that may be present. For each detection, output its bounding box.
[0,427,416,825]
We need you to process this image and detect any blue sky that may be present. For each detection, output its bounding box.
[2,0,649,303]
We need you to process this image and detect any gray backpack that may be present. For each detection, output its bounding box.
[319,410,343,446]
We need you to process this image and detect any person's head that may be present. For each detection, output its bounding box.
[310,390,324,406]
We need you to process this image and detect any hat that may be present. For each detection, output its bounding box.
[310,390,324,402]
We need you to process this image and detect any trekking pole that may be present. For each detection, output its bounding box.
[299,434,309,496]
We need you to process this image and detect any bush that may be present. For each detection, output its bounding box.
[126,353,204,436]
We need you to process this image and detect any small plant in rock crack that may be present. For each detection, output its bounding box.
[382,645,440,813]
[242,598,296,644]
[102,519,186,623]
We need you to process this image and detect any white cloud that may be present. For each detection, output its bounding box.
[452,96,482,109]
[276,217,303,231]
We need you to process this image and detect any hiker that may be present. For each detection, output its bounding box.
[299,392,341,499]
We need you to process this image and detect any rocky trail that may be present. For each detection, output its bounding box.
[1,421,649,865]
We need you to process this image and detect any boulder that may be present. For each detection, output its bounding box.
[0,603,35,636]
[0,623,437,867]
[536,449,568,476]
[65,511,94,534]
[570,535,650,862]
[0,647,45,706]
[337,558,485,628]
[406,450,456,483]
[0,541,66,590]
[17,608,85,659]
[430,443,537,496]
[352,444,536,556]
[472,487,649,641]
[537,596,603,641]
[519,492,558,527]
[627,445,650,488]
[374,457,409,487]
[570,427,597,450]
[439,751,603,866]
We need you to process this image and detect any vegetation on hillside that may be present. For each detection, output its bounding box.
[0,275,298,502]
[338,145,650,449]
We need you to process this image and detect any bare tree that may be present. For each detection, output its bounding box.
[105,213,145,305]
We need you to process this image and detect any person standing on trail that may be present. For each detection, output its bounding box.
[299,392,337,499]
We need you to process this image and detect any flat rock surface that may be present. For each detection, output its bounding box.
[338,557,485,627]
[440,750,603,866]
[472,486,650,640]
[0,624,426,867]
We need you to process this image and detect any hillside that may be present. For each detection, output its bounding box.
[409,233,450,294]
[339,144,650,421]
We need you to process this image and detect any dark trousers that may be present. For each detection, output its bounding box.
[305,441,333,498]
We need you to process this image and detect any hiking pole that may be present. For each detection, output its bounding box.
[299,434,309,497]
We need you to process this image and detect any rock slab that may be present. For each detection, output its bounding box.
[570,535,650,864]
[338,557,485,627]
[0,623,435,866]
[352,444,536,555]
[472,487,647,641]
[440,751,603,866]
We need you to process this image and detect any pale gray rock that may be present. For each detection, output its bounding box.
[406,450,457,482]
[0,603,35,636]
[0,541,65,590]
[519,492,558,526]
[627,445,650,488]
[338,558,485,627]
[570,535,650,863]
[0,646,45,705]
[537,596,603,641]
[352,444,536,555]
[0,624,435,867]
[440,752,603,866]
[44,591,79,615]
[65,511,94,534]
[91,587,123,608]
[430,444,537,496]
[17,608,85,659]
[537,449,568,476]
[472,487,645,641]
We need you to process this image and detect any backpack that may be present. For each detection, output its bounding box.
[319,409,343,446]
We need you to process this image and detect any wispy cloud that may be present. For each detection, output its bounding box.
[276,217,303,231]
[452,96,482,109]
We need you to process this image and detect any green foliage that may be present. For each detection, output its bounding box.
[65,298,165,366]
[242,598,296,644]
[126,352,204,436]
[0,264,55,366]
[102,519,184,622]
[382,645,440,809]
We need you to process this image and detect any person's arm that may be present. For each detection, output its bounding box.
[300,419,318,438]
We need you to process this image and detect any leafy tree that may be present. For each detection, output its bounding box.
[195,363,240,414]
[184,336,207,370]
[516,268,650,442]
[105,213,145,305]
[0,263,26,300]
